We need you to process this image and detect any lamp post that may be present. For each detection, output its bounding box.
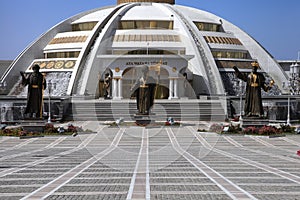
[238,80,244,122]
[233,78,244,122]
[282,82,292,126]
[282,60,300,125]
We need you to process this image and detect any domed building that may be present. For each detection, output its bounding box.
[0,0,290,121]
[1,0,287,96]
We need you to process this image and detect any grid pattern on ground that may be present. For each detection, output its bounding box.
[0,126,300,199]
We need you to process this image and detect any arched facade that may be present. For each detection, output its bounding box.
[1,1,288,99]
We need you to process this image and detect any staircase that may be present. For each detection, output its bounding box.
[64,99,226,122]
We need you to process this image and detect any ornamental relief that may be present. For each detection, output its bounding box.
[28,60,76,71]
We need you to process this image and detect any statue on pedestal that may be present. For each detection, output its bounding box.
[130,65,156,115]
[233,61,274,118]
[20,64,46,119]
[104,73,112,99]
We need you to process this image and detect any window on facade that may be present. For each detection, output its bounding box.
[146,35,152,42]
[49,36,88,45]
[157,35,164,41]
[204,36,243,45]
[141,35,147,41]
[174,35,180,42]
[124,21,135,29]
[152,35,158,41]
[113,35,119,42]
[45,51,80,58]
[150,21,157,29]
[163,35,169,42]
[129,34,135,41]
[194,22,221,32]
[112,34,181,42]
[135,34,141,41]
[212,51,249,59]
[119,20,173,30]
[124,35,130,42]
[72,22,97,31]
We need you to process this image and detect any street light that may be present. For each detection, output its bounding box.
[239,80,244,120]
[282,60,300,125]
[233,78,244,123]
[282,82,292,126]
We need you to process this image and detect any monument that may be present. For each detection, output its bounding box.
[233,61,274,127]
[20,64,47,119]
[104,73,112,99]
[130,65,157,125]
[20,64,47,132]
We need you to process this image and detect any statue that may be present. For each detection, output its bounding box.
[233,61,274,117]
[104,73,111,99]
[20,64,46,119]
[130,65,156,115]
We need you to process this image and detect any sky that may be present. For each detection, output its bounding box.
[0,0,299,60]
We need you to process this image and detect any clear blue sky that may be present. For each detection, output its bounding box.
[0,0,299,60]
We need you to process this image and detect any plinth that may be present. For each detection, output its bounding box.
[241,117,269,128]
[21,118,46,132]
[134,113,155,126]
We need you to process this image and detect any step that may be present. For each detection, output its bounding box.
[64,99,226,122]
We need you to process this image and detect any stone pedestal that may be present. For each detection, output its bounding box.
[134,113,155,126]
[21,119,46,132]
[241,117,269,128]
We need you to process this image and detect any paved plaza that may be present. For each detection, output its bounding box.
[1,121,300,200]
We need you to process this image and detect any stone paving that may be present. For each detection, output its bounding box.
[0,122,300,200]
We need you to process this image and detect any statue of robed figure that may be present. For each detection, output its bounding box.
[130,65,156,115]
[20,64,46,119]
[233,62,274,117]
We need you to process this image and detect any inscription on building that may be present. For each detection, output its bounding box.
[126,61,167,66]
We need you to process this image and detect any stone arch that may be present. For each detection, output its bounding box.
[178,67,196,98]
[122,67,137,99]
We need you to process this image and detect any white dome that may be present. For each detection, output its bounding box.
[4,2,287,97]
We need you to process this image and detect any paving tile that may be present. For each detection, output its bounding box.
[0,126,300,199]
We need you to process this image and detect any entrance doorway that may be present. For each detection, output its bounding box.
[122,66,169,99]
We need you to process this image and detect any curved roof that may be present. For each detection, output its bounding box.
[121,3,172,20]
[72,7,115,24]
[2,2,288,97]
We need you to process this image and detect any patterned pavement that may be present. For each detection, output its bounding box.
[1,122,300,200]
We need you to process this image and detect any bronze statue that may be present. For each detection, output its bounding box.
[20,64,46,119]
[233,62,274,117]
[130,65,156,115]
[104,73,111,99]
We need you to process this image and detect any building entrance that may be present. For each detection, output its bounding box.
[122,66,169,99]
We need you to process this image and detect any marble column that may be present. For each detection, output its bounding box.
[173,78,178,99]
[112,78,117,99]
[118,78,123,99]
[168,78,179,99]
[168,78,174,99]
[113,78,123,100]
